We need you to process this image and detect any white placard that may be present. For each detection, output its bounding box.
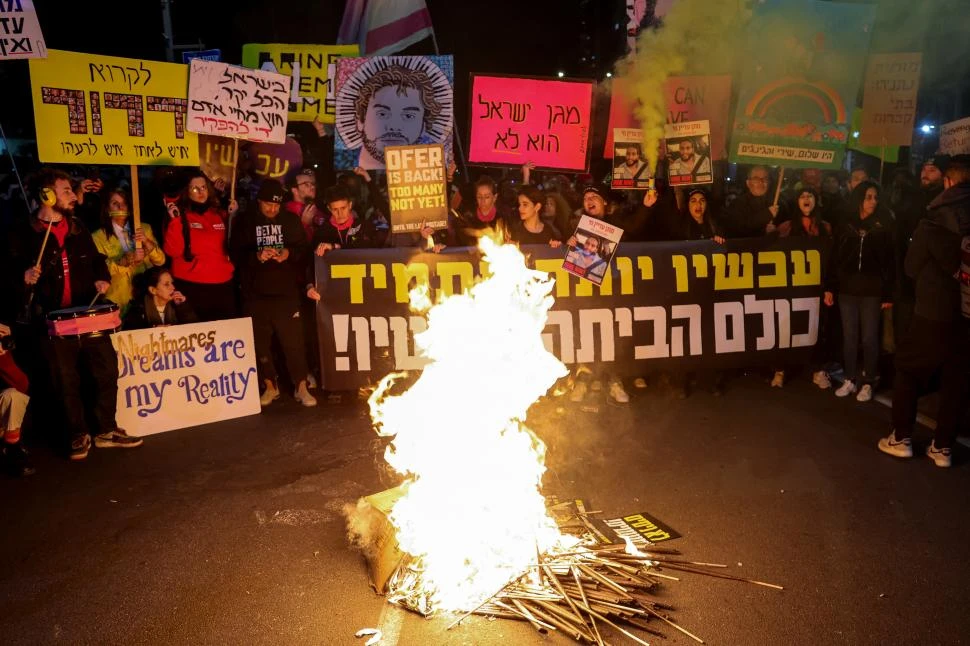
[111,318,260,436]
[0,0,46,60]
[940,116,970,156]
[187,59,289,143]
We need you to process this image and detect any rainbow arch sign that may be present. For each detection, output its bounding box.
[729,0,875,169]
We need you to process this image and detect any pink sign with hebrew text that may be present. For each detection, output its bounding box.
[468,75,593,172]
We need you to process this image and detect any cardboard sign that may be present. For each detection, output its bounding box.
[187,59,289,144]
[940,116,970,156]
[611,128,652,190]
[386,143,447,234]
[730,0,875,169]
[199,134,304,186]
[663,75,733,160]
[563,216,623,286]
[334,55,454,171]
[665,120,713,186]
[241,43,359,123]
[182,48,221,63]
[848,108,900,162]
[29,49,198,166]
[0,0,46,59]
[468,75,594,172]
[603,511,681,546]
[858,53,922,147]
[198,134,237,184]
[111,318,260,436]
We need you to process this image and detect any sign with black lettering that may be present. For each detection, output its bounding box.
[858,52,922,147]
[0,0,46,60]
[385,143,448,233]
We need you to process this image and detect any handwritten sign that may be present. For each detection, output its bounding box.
[247,137,303,184]
[858,53,922,147]
[187,59,289,144]
[29,49,198,165]
[468,75,593,171]
[386,144,447,234]
[0,0,45,59]
[241,43,359,123]
[940,116,970,156]
[111,318,260,436]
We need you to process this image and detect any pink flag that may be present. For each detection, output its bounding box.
[338,0,435,56]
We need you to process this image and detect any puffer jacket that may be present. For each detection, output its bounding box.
[826,210,895,301]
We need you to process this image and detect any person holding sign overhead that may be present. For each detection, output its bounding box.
[163,172,238,322]
[91,188,166,316]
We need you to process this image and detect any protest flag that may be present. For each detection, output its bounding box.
[338,0,434,56]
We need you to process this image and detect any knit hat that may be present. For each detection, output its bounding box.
[582,184,610,202]
[256,179,286,204]
[924,155,950,172]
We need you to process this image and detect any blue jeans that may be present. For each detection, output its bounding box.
[838,294,881,385]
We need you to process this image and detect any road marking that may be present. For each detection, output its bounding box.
[375,602,404,646]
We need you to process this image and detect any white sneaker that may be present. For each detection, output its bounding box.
[856,384,873,402]
[569,381,587,403]
[926,441,952,468]
[608,380,630,404]
[877,431,913,458]
[770,371,785,388]
[835,379,857,398]
[306,374,318,390]
[633,377,647,389]
[260,382,280,407]
[294,381,318,407]
[812,370,831,389]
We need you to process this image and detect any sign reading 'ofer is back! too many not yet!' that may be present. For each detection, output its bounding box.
[385,143,448,234]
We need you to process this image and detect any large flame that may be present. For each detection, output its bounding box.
[368,237,571,613]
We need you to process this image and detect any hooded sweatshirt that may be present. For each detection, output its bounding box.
[905,183,970,323]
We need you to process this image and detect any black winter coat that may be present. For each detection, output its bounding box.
[826,210,896,301]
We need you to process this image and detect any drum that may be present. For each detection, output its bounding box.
[47,303,122,338]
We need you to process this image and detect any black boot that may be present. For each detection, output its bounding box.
[2,442,36,477]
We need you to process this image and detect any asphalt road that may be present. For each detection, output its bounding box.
[2,374,968,646]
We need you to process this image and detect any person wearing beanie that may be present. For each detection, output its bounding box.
[230,179,316,409]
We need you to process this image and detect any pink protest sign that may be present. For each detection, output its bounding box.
[468,75,594,172]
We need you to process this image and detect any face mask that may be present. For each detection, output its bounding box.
[109,210,129,219]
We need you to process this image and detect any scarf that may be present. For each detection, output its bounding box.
[477,207,497,223]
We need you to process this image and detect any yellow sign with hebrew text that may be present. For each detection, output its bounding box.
[29,49,199,166]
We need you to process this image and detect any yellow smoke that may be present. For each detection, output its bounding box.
[618,0,752,172]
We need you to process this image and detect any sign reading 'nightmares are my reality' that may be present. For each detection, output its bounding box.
[111,318,260,436]
[386,144,448,234]
[29,49,198,165]
[314,237,825,391]
[469,75,594,172]
[187,59,290,144]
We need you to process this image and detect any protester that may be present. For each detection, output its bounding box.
[567,185,630,405]
[722,166,782,238]
[666,187,726,397]
[286,168,323,240]
[163,172,238,322]
[91,187,166,315]
[10,169,141,460]
[544,191,574,243]
[0,322,33,476]
[509,185,562,247]
[773,187,832,388]
[820,171,845,226]
[452,176,510,247]
[847,168,869,193]
[231,179,315,408]
[825,180,895,402]
[878,158,970,468]
[894,157,948,338]
[123,267,198,329]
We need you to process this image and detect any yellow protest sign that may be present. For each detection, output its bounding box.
[240,43,359,123]
[29,49,199,166]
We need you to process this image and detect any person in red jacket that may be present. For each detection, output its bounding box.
[0,323,33,477]
[163,172,238,322]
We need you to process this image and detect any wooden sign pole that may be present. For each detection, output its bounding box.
[130,164,142,249]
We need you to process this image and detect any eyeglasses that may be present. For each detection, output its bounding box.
[189,186,208,193]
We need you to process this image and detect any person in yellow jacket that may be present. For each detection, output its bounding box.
[91,188,165,314]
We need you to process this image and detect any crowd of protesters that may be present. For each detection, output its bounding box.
[0,140,968,476]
